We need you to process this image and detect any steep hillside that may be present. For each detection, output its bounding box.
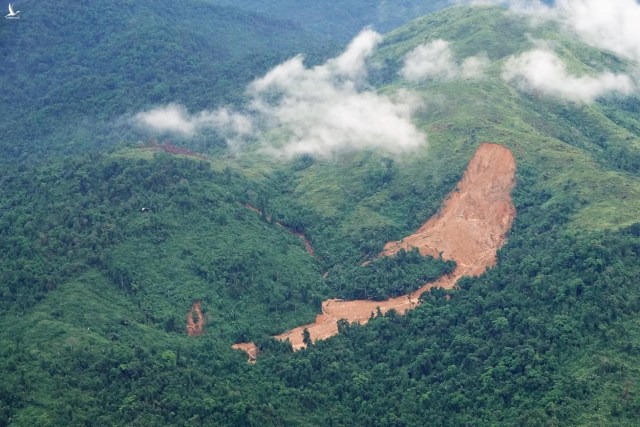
[1,3,640,426]
[268,143,516,351]
[259,5,640,259]
[370,5,640,230]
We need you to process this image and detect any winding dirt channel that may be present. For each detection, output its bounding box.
[244,203,315,256]
[234,143,516,359]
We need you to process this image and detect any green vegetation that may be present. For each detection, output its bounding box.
[1,3,639,426]
[210,0,452,42]
[2,154,638,425]
[371,5,640,230]
[0,0,334,163]
[327,248,456,301]
[260,222,640,426]
[263,149,467,268]
[0,152,326,335]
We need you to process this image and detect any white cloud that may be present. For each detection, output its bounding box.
[502,48,634,103]
[551,0,640,63]
[400,39,489,82]
[135,104,197,136]
[467,0,640,100]
[134,104,253,154]
[484,0,640,64]
[461,55,491,79]
[332,28,381,79]
[401,40,458,81]
[250,29,425,159]
[134,104,252,141]
[135,29,427,160]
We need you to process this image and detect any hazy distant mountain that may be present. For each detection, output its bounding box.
[211,0,452,41]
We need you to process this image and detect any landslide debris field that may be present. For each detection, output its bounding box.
[227,142,516,359]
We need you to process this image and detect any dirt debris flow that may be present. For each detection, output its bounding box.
[233,142,516,358]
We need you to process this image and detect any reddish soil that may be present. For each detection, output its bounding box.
[231,342,259,364]
[186,301,205,336]
[237,143,516,354]
[381,142,516,277]
[146,139,206,159]
[292,231,315,256]
[243,203,315,257]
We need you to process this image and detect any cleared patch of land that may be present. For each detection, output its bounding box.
[231,342,259,364]
[186,301,205,336]
[381,142,516,277]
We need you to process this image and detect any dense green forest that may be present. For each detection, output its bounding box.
[2,153,638,426]
[1,2,639,426]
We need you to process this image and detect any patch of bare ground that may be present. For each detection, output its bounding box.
[186,301,205,336]
[235,143,517,355]
[232,342,259,364]
[146,139,207,159]
[381,142,516,277]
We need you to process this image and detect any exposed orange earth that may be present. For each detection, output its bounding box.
[186,301,205,336]
[381,142,516,277]
[234,142,516,357]
[231,342,259,364]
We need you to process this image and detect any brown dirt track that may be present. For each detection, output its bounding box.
[235,142,516,356]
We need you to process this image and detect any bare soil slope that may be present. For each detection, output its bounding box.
[236,143,516,354]
[382,142,516,277]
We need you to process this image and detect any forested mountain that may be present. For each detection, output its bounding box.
[0,0,331,162]
[1,2,640,426]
